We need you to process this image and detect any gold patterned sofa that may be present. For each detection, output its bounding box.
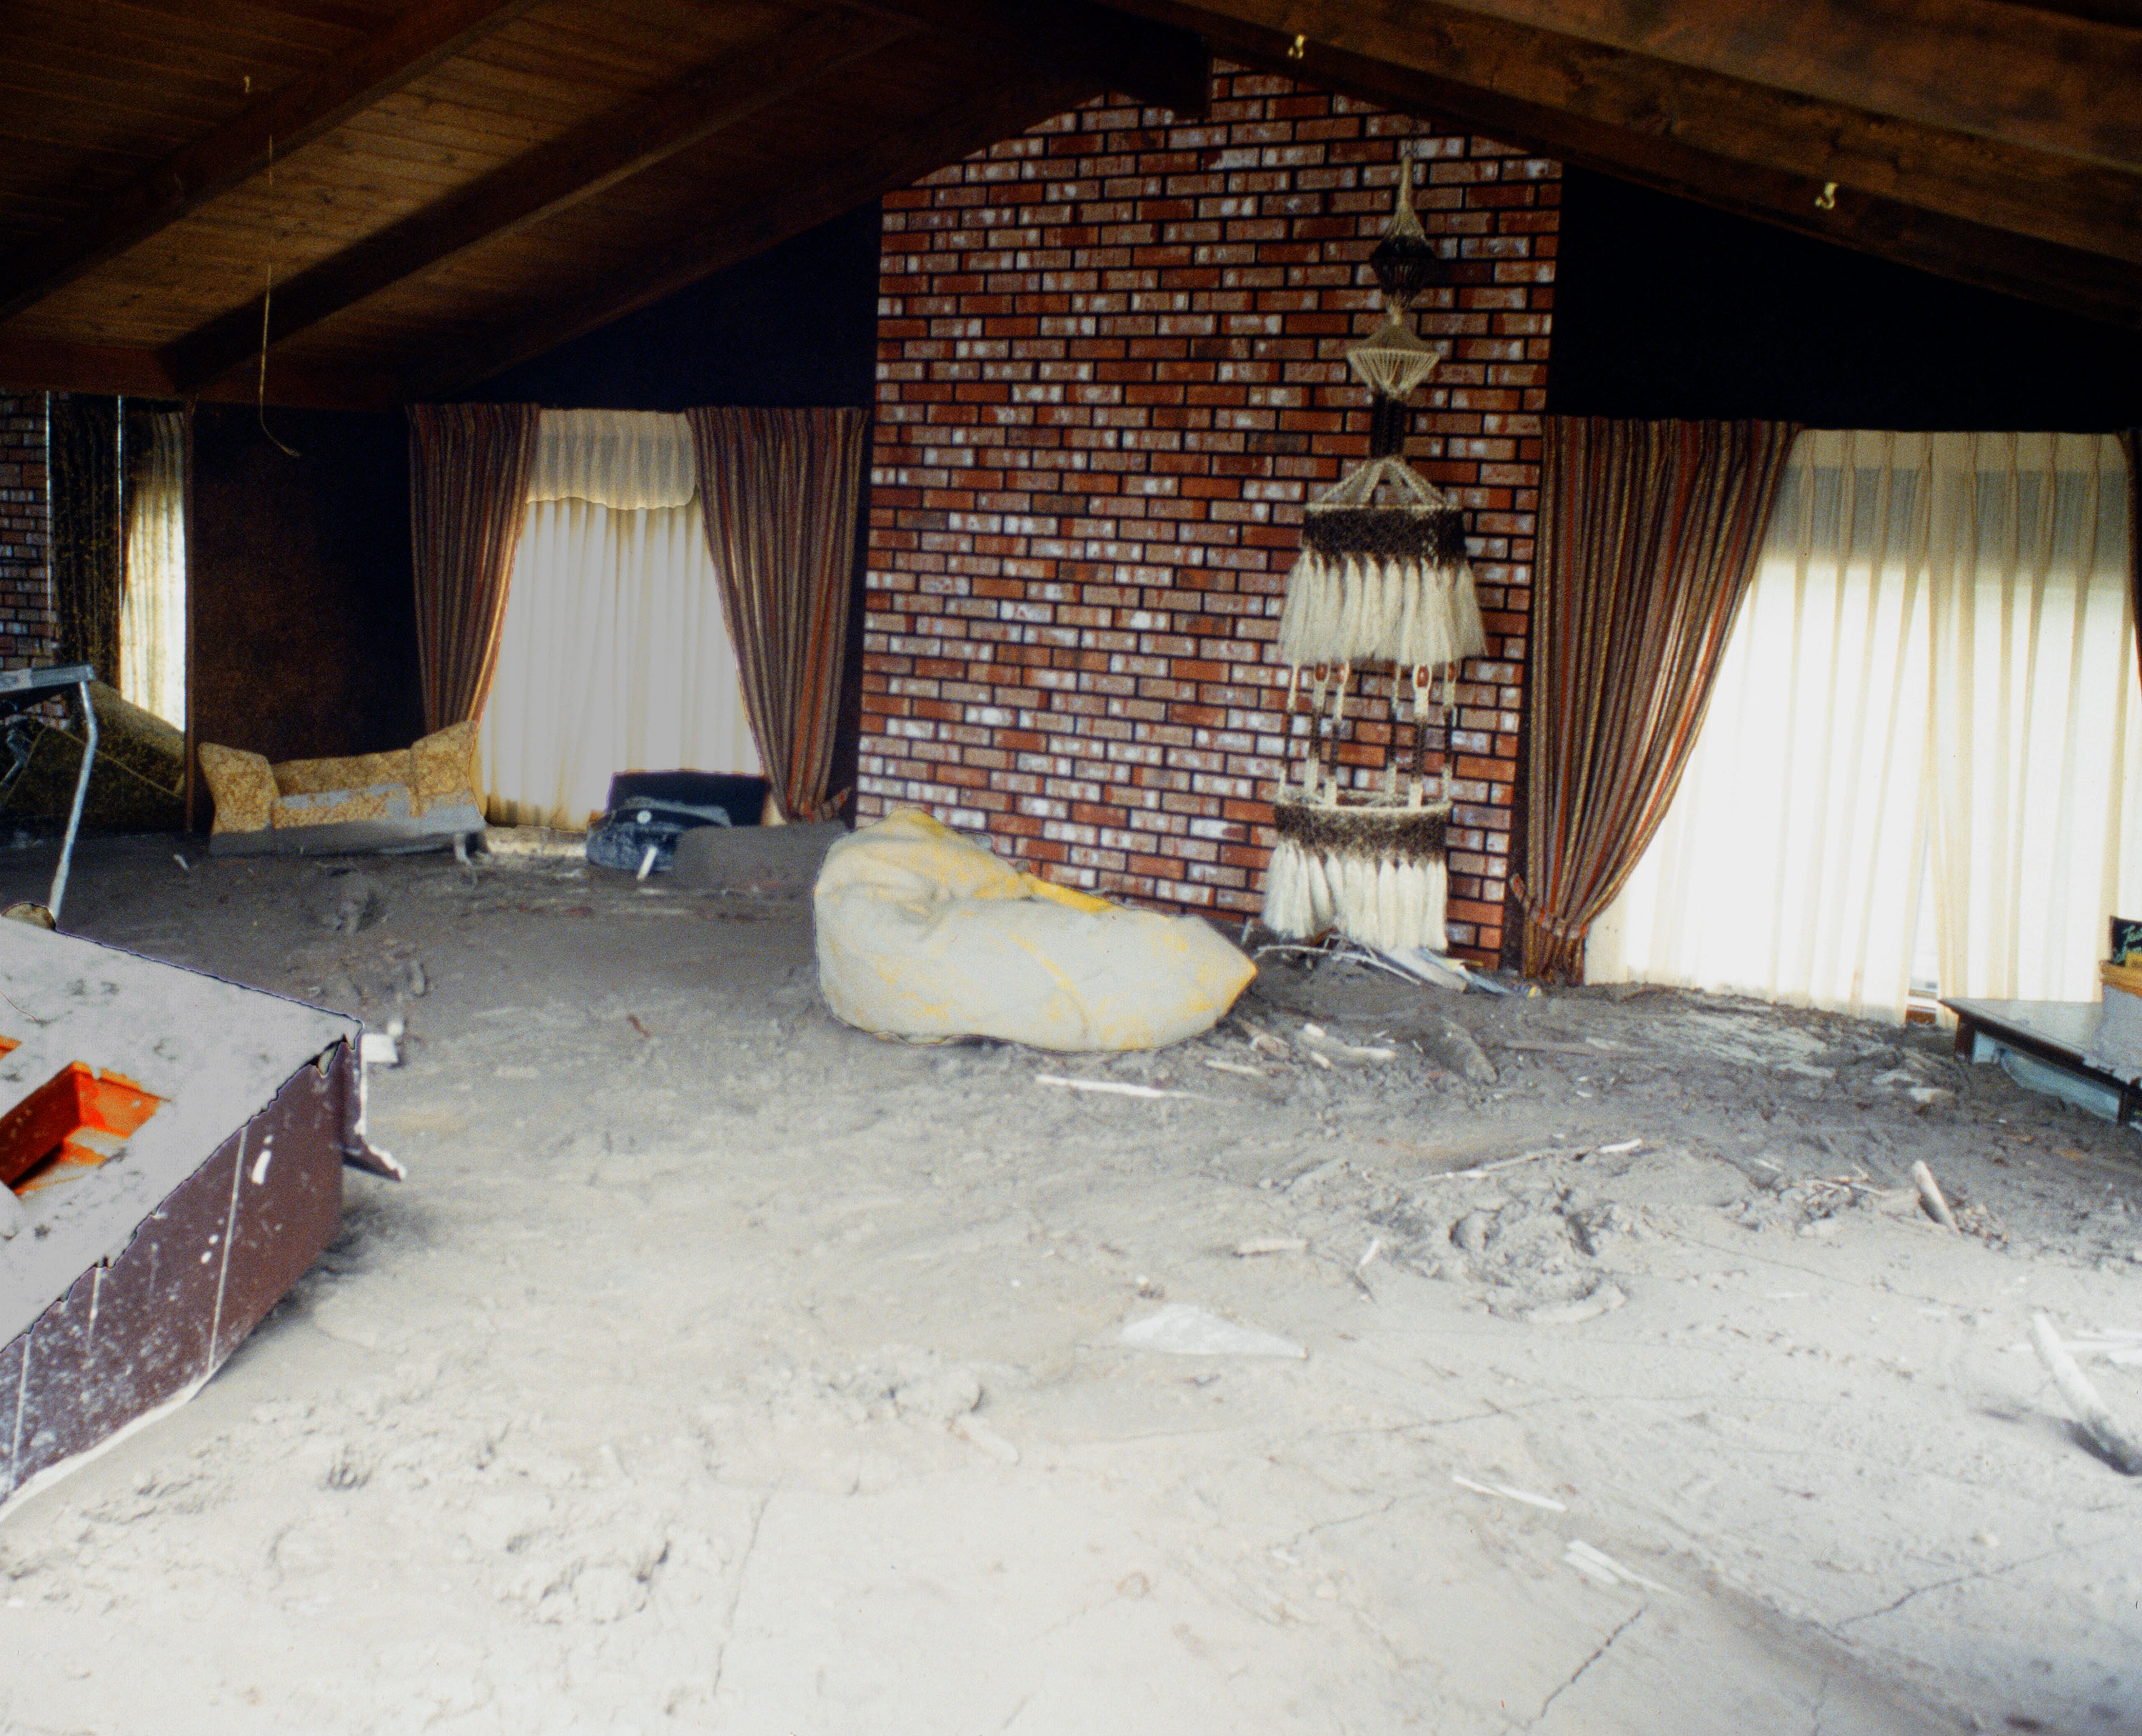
[197,721,487,856]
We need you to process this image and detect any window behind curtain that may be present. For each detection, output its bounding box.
[1588,431,2138,1022]
[477,410,760,831]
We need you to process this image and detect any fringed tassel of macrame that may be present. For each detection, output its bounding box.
[1258,800,1452,953]
[1277,457,1484,668]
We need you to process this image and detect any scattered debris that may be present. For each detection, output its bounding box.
[1287,1156,1347,1193]
[1202,1058,1267,1079]
[1913,1160,1960,1230]
[952,1415,1020,1463]
[1525,1279,1627,1325]
[2029,1313,2142,1475]
[1299,1021,1395,1065]
[1233,1237,1308,1257]
[306,870,383,934]
[1419,1013,1498,1083]
[1035,1075,1205,1102]
[1120,1303,1307,1359]
[1562,1540,1669,1593]
[2056,1329,2142,1368]
[1427,1146,1579,1182]
[1451,1473,1567,1512]
[1374,945,1472,991]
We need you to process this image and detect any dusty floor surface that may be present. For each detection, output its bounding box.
[2,835,2139,1735]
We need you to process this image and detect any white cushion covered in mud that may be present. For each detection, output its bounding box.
[813,809,1254,1051]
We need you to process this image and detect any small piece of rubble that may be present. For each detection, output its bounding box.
[305,870,385,933]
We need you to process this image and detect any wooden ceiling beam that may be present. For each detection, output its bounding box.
[858,0,1211,116]
[0,0,538,325]
[161,9,914,393]
[0,333,399,412]
[1110,0,2141,323]
[1125,0,2141,268]
[1236,0,2142,172]
[406,69,1100,397]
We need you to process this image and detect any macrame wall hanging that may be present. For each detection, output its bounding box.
[1262,154,1484,955]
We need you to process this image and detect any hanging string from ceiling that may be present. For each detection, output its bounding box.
[254,134,301,458]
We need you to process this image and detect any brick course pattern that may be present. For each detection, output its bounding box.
[0,393,55,671]
[856,70,1557,963]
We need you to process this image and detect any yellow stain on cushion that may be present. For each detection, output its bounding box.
[1020,873,1115,913]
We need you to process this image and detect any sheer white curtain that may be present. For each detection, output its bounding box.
[1589,430,2138,1022]
[1927,433,2140,1003]
[479,411,760,830]
[119,410,186,728]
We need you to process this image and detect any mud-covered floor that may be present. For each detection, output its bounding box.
[2,835,2138,1735]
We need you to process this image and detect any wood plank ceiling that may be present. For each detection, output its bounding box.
[0,0,2133,411]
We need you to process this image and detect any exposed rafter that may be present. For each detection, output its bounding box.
[161,9,915,393]
[860,0,1212,116]
[1116,0,2142,325]
[0,333,399,413]
[1241,0,2142,171]
[0,0,540,326]
[406,70,1100,396]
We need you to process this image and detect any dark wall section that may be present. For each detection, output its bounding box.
[458,203,883,411]
[1547,169,2142,429]
[190,403,422,778]
[455,202,883,816]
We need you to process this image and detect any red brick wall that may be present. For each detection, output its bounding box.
[0,393,56,671]
[857,69,1557,963]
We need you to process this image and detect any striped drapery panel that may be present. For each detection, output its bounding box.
[408,403,540,731]
[1521,418,1799,983]
[687,406,869,823]
[52,393,121,686]
[2126,431,2141,678]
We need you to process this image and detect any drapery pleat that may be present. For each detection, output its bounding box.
[526,408,697,510]
[408,403,540,730]
[1589,432,1941,1020]
[1924,433,2137,1005]
[119,408,187,728]
[1520,418,1799,983]
[1592,431,2138,1018]
[686,406,868,822]
[51,394,121,683]
[2125,430,2139,678]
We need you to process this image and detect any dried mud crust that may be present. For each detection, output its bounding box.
[0,834,2136,1736]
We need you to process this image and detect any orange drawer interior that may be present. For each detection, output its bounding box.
[1,1060,163,1195]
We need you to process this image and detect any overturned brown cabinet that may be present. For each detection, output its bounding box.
[0,924,397,1513]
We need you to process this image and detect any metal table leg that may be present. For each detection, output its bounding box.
[48,678,96,924]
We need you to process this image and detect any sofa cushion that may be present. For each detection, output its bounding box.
[271,783,413,829]
[272,748,414,800]
[196,742,277,835]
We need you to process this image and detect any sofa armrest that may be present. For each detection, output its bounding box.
[196,742,278,835]
[409,720,481,816]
